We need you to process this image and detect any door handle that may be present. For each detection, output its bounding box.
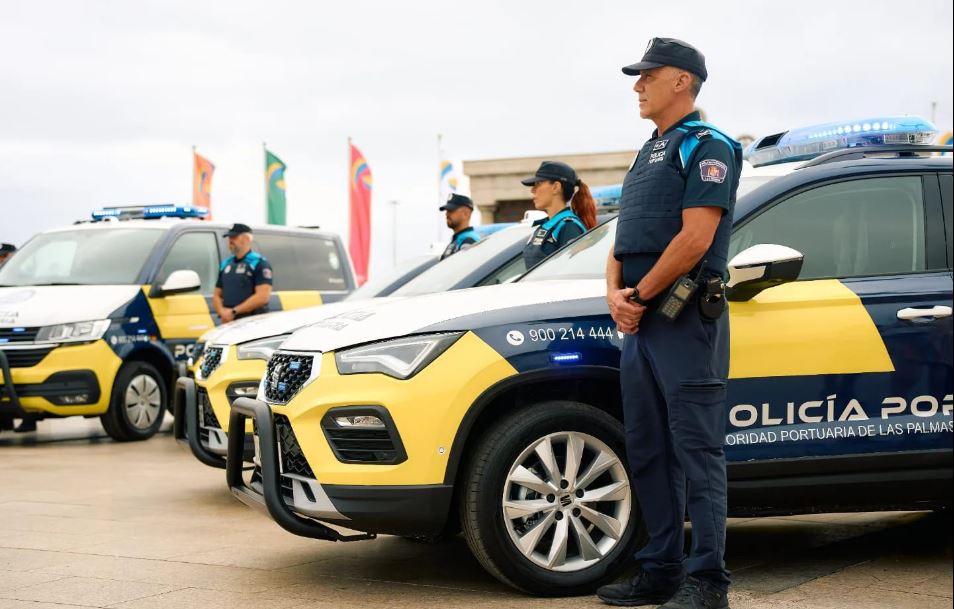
[897,306,953,320]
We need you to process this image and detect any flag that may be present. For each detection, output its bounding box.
[192,150,214,219]
[439,159,460,203]
[349,142,372,285]
[265,150,287,225]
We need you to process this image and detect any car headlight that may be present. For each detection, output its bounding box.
[237,334,290,361]
[36,320,110,344]
[335,332,463,379]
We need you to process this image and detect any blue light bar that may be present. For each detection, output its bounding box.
[550,352,582,364]
[91,208,123,220]
[90,205,210,221]
[746,116,937,167]
[591,184,622,206]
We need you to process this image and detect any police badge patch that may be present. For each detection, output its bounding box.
[699,159,728,183]
[653,139,669,151]
[262,267,272,279]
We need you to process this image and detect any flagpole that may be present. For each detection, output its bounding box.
[263,142,268,224]
[436,133,443,242]
[191,145,196,206]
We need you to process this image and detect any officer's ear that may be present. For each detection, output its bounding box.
[673,70,693,95]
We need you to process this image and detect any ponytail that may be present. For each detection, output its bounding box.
[567,180,597,230]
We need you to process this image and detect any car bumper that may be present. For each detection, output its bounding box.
[0,341,120,417]
[173,376,253,469]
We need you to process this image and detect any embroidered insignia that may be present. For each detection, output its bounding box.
[699,159,728,183]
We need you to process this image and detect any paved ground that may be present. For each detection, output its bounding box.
[1,418,951,609]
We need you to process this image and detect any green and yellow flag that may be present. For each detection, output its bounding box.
[265,150,287,225]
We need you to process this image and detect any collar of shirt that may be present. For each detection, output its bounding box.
[533,207,574,228]
[651,110,702,139]
[452,227,476,240]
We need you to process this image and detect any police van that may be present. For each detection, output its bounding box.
[0,206,354,440]
[176,216,551,469]
[225,119,952,595]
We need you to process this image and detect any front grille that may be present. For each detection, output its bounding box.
[200,346,223,378]
[274,414,316,478]
[0,347,55,368]
[0,327,40,344]
[263,352,314,404]
[324,427,400,463]
[197,387,221,428]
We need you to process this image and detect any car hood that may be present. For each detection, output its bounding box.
[0,285,141,327]
[281,279,606,353]
[208,297,398,346]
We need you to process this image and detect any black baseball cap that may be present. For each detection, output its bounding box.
[0,243,15,254]
[223,223,253,237]
[439,194,474,211]
[622,37,708,82]
[520,161,579,187]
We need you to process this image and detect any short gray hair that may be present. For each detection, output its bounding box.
[689,74,704,98]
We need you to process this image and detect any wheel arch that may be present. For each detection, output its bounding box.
[119,344,178,395]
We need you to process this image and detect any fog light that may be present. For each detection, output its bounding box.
[333,415,385,429]
[231,385,258,397]
[54,393,90,405]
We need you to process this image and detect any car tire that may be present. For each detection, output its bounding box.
[100,362,167,441]
[459,400,645,596]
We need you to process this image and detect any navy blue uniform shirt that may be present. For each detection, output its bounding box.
[216,250,273,313]
[615,111,742,290]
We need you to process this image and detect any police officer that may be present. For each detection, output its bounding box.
[598,38,741,609]
[214,224,274,323]
[519,161,597,268]
[439,194,481,259]
[0,243,15,267]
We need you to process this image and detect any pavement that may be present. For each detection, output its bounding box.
[0,417,951,609]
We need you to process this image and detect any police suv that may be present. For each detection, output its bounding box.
[177,218,550,468]
[0,206,354,440]
[226,119,952,595]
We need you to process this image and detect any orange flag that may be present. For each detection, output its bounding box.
[193,150,215,219]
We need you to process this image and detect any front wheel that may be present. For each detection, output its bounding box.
[459,400,645,596]
[101,362,167,441]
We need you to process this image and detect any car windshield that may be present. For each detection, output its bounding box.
[345,255,436,301]
[520,219,616,282]
[0,228,164,286]
[391,224,531,297]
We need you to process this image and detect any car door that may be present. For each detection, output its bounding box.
[253,232,350,309]
[723,173,953,465]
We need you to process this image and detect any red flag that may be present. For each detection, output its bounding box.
[193,150,215,220]
[349,142,372,285]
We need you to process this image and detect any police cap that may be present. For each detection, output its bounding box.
[440,194,474,211]
[520,161,579,187]
[223,223,253,237]
[622,37,707,82]
[0,243,15,254]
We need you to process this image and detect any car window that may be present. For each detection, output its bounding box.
[392,224,531,296]
[155,232,220,295]
[477,255,527,286]
[0,228,164,286]
[520,219,616,282]
[253,233,348,292]
[345,255,436,300]
[729,176,930,279]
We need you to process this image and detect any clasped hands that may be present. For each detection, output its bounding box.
[607,288,645,335]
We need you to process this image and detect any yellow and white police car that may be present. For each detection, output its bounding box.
[0,205,354,440]
[227,119,952,595]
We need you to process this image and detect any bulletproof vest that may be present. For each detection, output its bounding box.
[441,227,479,260]
[523,208,586,268]
[614,121,741,275]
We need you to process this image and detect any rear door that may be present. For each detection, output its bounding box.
[253,232,352,309]
[724,173,953,464]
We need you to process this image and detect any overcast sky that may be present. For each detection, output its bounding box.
[2,0,951,279]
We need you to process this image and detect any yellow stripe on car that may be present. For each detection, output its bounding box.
[199,345,262,433]
[144,287,215,339]
[276,291,323,311]
[729,279,894,379]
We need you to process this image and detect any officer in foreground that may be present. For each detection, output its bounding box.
[0,243,15,267]
[439,194,480,259]
[519,160,597,267]
[213,224,273,323]
[599,38,741,609]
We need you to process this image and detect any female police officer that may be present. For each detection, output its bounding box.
[520,160,597,267]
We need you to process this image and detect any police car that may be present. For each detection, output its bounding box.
[177,218,552,468]
[226,118,952,595]
[0,206,354,440]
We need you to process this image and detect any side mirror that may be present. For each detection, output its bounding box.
[727,244,803,302]
[152,269,201,297]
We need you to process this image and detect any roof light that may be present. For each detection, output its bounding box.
[591,184,622,206]
[745,116,937,167]
[90,205,210,221]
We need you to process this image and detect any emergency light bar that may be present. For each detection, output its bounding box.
[745,116,937,167]
[90,205,210,221]
[592,184,622,206]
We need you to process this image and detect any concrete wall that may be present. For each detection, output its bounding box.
[463,150,633,223]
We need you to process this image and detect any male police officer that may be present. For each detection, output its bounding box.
[439,194,480,259]
[0,243,15,267]
[598,38,741,609]
[214,224,273,323]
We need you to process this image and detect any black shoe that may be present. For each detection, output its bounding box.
[14,418,37,433]
[659,576,728,609]
[597,571,684,607]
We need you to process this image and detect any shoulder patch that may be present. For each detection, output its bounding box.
[262,267,273,279]
[694,129,712,139]
[699,159,728,183]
